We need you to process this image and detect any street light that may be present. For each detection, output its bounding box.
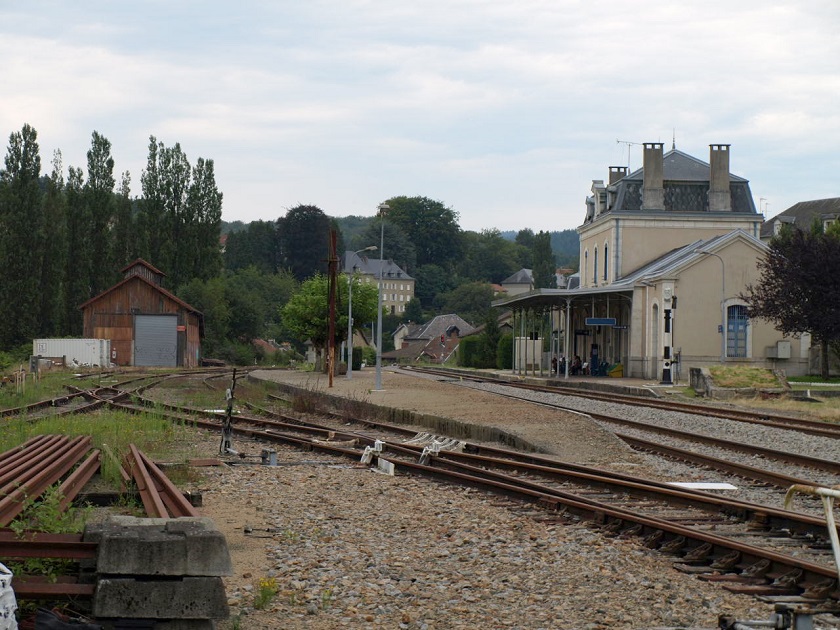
[347,246,377,380]
[374,202,389,391]
[694,248,726,364]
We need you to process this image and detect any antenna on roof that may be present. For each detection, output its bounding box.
[616,139,642,170]
[672,129,676,150]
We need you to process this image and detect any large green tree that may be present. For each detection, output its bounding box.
[357,218,417,275]
[384,196,463,269]
[532,230,555,289]
[0,124,44,346]
[439,281,494,327]
[457,229,520,283]
[224,220,281,274]
[278,205,333,281]
[742,225,840,378]
[186,157,223,283]
[38,150,68,336]
[63,166,88,335]
[112,171,136,268]
[84,131,117,295]
[281,273,379,367]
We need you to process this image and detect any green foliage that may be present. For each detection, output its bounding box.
[742,228,840,378]
[384,196,463,269]
[0,123,43,347]
[457,229,522,283]
[497,333,514,369]
[413,263,456,308]
[403,297,424,323]
[7,484,92,581]
[356,218,417,276]
[254,577,279,610]
[281,273,379,359]
[532,230,555,289]
[458,336,482,367]
[278,205,333,281]
[439,282,494,326]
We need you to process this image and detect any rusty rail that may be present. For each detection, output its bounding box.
[124,444,200,518]
[0,435,93,526]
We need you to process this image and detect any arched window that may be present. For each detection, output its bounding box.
[727,305,749,358]
[584,250,588,286]
[603,244,609,282]
[651,303,660,378]
[593,247,598,285]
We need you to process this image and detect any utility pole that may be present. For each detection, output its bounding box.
[327,229,338,388]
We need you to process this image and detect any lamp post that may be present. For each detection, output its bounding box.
[374,203,389,391]
[347,246,377,380]
[694,249,726,364]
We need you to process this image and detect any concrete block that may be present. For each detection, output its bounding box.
[93,577,229,619]
[85,517,232,577]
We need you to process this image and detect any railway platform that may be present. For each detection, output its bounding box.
[442,366,682,399]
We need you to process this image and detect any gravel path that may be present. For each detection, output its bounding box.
[182,368,840,629]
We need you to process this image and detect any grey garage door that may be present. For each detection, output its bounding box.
[134,315,178,367]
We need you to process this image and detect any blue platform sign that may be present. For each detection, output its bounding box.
[585,317,617,326]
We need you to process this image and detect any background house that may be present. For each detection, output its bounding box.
[760,198,840,241]
[341,250,415,316]
[80,260,204,367]
[385,314,475,364]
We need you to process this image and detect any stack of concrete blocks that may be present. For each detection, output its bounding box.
[84,516,232,629]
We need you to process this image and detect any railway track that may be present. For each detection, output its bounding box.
[98,386,840,607]
[7,368,840,619]
[404,366,840,438]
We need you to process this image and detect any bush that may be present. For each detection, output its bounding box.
[352,347,364,371]
[459,336,482,367]
[497,334,513,369]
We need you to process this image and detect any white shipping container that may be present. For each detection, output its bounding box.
[33,339,111,367]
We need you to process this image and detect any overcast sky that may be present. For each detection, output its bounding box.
[2,1,838,232]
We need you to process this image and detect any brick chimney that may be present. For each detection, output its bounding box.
[609,166,628,185]
[709,144,731,211]
[642,143,664,210]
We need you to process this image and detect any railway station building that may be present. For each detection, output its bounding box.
[493,143,810,380]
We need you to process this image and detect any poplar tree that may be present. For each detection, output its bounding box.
[0,124,44,346]
[85,131,116,294]
[38,150,68,335]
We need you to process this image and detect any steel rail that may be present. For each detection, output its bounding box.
[0,531,96,560]
[0,435,92,526]
[616,433,817,490]
[404,366,840,438]
[135,447,200,518]
[125,443,168,518]
[58,450,101,511]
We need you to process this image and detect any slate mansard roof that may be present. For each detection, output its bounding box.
[586,148,758,223]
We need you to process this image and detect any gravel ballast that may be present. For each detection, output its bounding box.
[184,368,834,629]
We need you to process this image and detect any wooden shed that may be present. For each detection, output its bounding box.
[80,260,204,367]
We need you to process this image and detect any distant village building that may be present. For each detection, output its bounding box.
[760,197,840,241]
[385,314,475,364]
[341,250,415,315]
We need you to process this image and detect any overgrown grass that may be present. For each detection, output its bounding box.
[0,372,84,410]
[708,365,782,389]
[0,409,199,487]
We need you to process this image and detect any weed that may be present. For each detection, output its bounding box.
[7,484,92,582]
[253,576,278,610]
[321,587,334,609]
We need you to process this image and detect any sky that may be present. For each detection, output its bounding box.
[1,1,838,233]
